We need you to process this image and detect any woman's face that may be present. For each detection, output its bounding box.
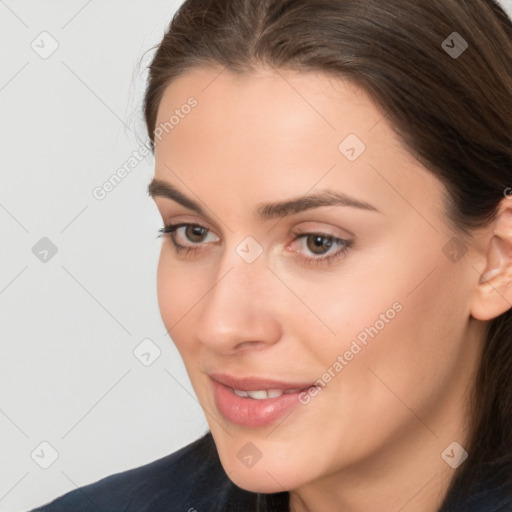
[150,66,486,494]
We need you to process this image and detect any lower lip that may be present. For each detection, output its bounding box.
[212,379,306,428]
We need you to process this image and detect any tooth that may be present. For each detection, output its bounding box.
[247,390,268,400]
[267,389,284,398]
[232,388,291,399]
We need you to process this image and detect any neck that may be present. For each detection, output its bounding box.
[289,432,461,512]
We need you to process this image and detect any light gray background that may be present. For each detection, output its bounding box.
[1,2,209,511]
[1,1,512,511]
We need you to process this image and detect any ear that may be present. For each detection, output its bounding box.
[470,201,512,321]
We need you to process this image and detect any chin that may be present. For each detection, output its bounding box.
[214,438,310,494]
[223,462,296,494]
[229,473,286,494]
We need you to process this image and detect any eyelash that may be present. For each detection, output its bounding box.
[157,223,353,266]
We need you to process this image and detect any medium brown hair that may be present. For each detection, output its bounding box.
[143,0,512,508]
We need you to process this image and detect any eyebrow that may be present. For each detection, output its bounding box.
[147,178,379,219]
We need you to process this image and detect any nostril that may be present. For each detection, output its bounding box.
[234,340,267,351]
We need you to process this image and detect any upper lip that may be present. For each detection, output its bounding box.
[209,373,315,391]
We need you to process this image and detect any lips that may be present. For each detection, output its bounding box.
[209,373,317,427]
[209,373,315,393]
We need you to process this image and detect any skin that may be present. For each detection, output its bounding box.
[149,65,512,512]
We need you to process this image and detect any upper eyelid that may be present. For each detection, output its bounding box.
[162,219,351,237]
[292,228,347,238]
[162,223,217,236]
[290,225,352,243]
[164,222,348,239]
[161,217,220,235]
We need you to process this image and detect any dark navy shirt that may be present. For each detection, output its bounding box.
[29,433,288,512]
[29,432,512,512]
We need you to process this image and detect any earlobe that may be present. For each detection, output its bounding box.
[470,205,512,321]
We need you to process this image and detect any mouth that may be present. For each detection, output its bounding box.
[209,373,318,427]
[231,387,305,399]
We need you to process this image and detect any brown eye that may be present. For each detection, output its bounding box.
[185,225,208,243]
[158,223,220,253]
[306,234,334,255]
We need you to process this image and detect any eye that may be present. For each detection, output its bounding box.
[306,234,336,254]
[158,223,219,252]
[289,232,353,265]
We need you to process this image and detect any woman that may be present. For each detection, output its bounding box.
[31,0,512,511]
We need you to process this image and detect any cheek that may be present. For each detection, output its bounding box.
[283,233,468,411]
[303,229,462,361]
[272,261,404,362]
[156,246,204,342]
[328,255,469,430]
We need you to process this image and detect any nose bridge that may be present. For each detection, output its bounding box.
[216,233,273,304]
[204,255,268,324]
[195,250,281,351]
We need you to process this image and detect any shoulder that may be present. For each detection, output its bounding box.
[29,432,259,512]
[440,472,512,512]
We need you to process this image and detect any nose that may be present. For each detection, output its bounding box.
[195,259,282,355]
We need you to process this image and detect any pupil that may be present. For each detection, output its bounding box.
[307,235,332,254]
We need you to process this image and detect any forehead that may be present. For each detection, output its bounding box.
[154,65,381,144]
[152,66,445,222]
